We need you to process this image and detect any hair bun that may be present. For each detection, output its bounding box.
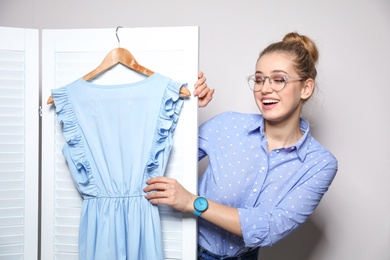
[283,32,319,64]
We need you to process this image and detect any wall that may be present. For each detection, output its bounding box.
[1,0,389,259]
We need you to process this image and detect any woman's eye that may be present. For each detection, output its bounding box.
[272,76,285,84]
[254,77,264,83]
[255,79,264,84]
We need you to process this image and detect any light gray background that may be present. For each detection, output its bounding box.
[1,0,389,259]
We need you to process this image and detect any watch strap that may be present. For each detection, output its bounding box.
[193,209,202,217]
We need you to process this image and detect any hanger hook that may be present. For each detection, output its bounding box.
[116,26,123,47]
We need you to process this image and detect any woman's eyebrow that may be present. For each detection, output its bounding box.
[255,69,288,75]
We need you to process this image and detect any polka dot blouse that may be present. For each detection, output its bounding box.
[197,111,338,257]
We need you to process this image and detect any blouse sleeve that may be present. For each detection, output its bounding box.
[239,158,337,247]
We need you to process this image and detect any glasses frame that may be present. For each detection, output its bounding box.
[246,74,303,92]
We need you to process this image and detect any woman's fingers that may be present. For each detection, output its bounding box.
[194,71,214,107]
[144,177,196,212]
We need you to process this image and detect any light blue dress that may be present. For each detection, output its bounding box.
[52,73,186,260]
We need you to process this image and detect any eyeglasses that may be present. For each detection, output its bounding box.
[246,74,302,92]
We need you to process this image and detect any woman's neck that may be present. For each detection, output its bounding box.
[265,119,302,152]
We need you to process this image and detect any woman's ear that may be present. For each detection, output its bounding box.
[301,78,315,100]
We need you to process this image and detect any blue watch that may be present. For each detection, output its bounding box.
[193,196,208,217]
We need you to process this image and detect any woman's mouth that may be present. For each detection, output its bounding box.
[262,99,279,109]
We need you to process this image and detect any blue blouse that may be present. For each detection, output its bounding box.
[52,73,186,260]
[198,111,338,257]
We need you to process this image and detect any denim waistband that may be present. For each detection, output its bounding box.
[197,245,259,260]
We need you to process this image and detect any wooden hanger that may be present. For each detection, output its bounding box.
[47,27,191,104]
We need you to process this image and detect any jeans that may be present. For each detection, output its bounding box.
[197,245,259,260]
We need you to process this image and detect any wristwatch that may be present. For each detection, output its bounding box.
[193,196,209,217]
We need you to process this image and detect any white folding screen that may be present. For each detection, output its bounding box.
[41,27,199,260]
[0,27,39,259]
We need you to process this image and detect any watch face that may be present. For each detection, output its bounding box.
[194,197,208,212]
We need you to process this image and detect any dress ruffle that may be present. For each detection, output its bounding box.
[146,81,187,173]
[51,87,97,196]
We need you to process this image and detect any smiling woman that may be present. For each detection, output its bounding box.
[252,33,318,150]
[144,32,338,260]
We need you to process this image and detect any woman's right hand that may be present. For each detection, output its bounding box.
[194,71,214,107]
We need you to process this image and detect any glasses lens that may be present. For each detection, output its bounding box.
[247,75,262,92]
[270,75,287,91]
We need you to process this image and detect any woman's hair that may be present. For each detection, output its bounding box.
[259,32,319,81]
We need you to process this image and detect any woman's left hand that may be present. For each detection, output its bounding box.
[144,176,196,213]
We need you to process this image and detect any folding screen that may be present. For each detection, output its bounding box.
[0,27,39,260]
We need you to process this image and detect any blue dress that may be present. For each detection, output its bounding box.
[52,73,186,260]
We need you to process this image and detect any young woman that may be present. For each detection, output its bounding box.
[144,32,338,260]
